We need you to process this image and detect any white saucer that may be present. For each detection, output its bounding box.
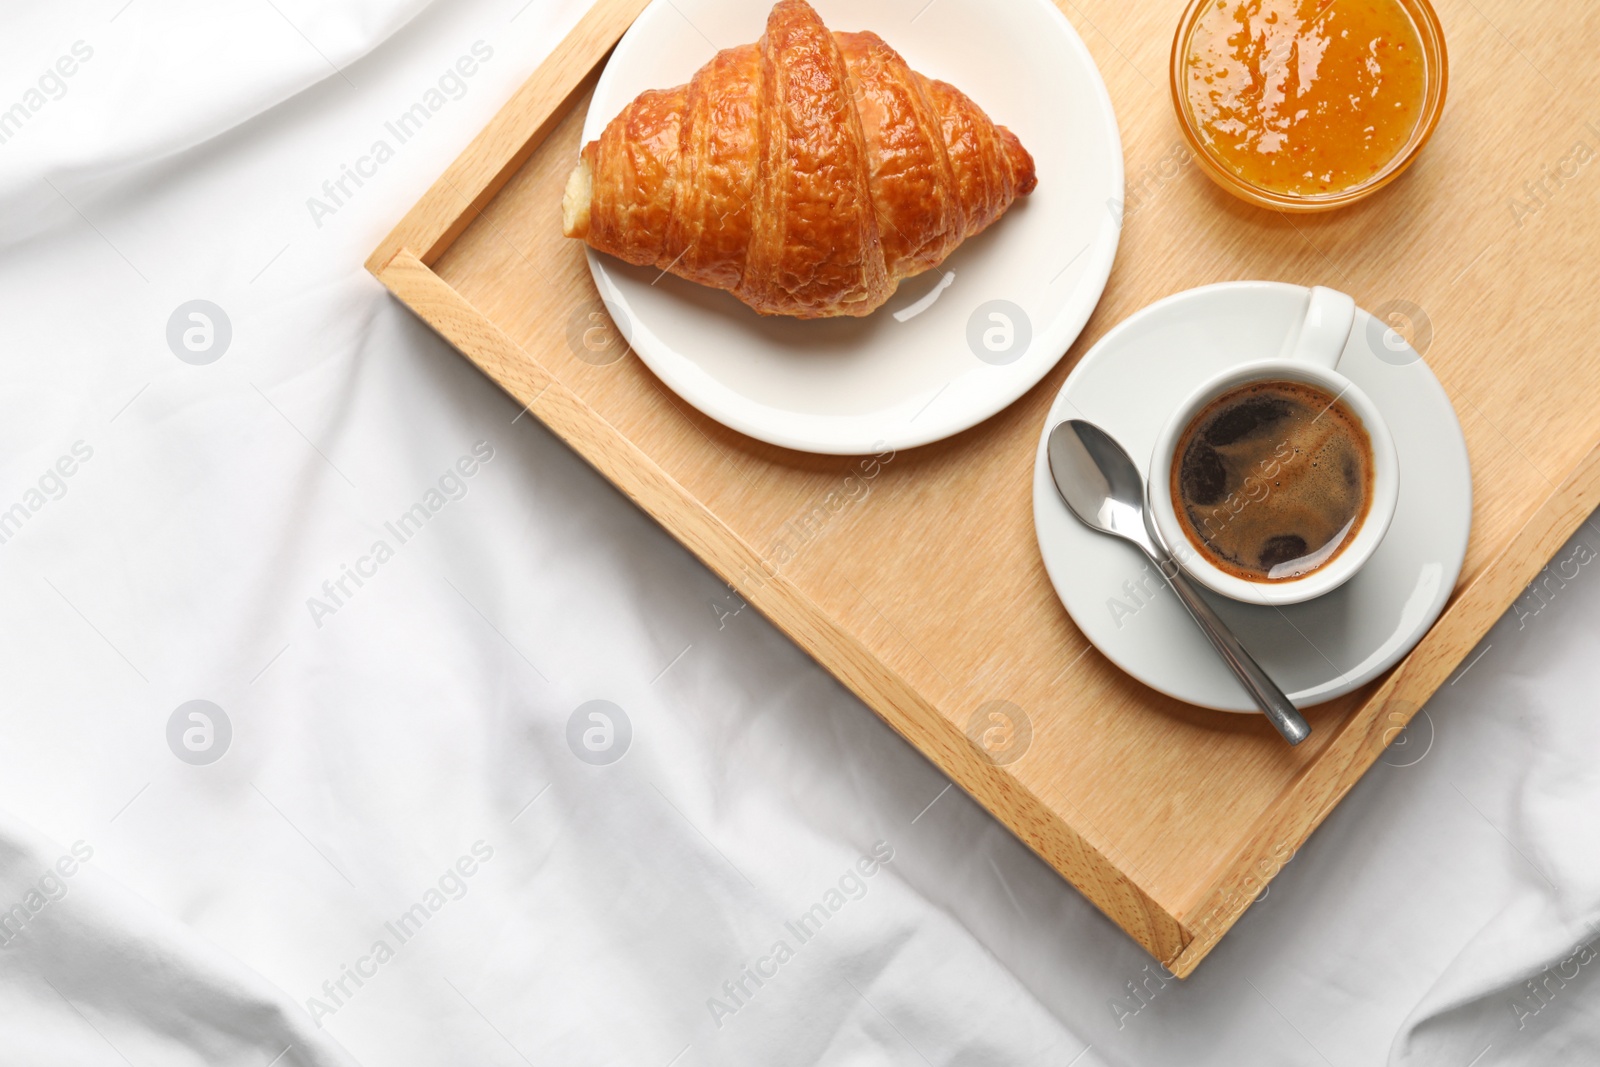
[1031,282,1473,712]
[583,0,1123,455]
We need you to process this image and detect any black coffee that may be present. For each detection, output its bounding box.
[1171,379,1373,582]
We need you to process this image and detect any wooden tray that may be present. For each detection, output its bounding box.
[367,0,1600,974]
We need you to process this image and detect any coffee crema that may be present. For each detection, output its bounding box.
[1171,379,1374,582]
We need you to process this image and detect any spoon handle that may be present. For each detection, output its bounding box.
[1146,550,1313,746]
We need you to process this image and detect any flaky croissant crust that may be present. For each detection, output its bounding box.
[563,0,1037,319]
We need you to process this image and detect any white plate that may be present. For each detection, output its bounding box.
[1031,282,1473,712]
[582,0,1123,455]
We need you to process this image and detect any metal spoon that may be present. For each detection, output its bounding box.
[1047,419,1312,746]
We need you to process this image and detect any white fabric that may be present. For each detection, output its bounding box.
[1,2,1595,1064]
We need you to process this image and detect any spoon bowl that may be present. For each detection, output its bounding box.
[1048,420,1157,551]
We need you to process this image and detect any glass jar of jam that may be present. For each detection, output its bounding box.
[1171,0,1449,211]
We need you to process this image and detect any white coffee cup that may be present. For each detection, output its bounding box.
[1147,287,1400,607]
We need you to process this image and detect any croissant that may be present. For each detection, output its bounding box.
[561,0,1037,319]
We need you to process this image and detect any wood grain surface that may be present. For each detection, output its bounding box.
[369,0,1600,974]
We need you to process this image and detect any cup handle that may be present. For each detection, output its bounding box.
[1279,286,1356,370]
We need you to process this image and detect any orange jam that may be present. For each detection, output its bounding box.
[1182,0,1428,197]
